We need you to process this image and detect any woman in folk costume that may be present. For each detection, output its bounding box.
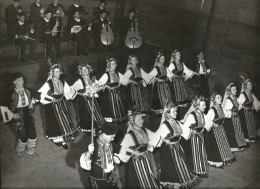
[204,92,236,168]
[238,76,260,143]
[154,103,202,188]
[0,72,41,156]
[70,63,106,133]
[149,50,173,113]
[181,96,212,178]
[98,58,130,123]
[168,50,195,105]
[38,58,79,149]
[124,55,153,113]
[222,83,248,152]
[115,111,160,189]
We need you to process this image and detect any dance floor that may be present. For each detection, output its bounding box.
[1,42,260,188]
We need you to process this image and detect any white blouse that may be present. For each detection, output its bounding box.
[98,72,129,86]
[168,62,194,81]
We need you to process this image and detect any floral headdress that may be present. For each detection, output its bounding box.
[170,49,180,63]
[182,95,205,122]
[240,75,251,94]
[154,49,165,67]
[47,55,63,80]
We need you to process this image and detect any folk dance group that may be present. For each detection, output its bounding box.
[1,50,260,189]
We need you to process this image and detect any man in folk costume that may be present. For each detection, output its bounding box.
[80,122,121,189]
[238,76,260,143]
[0,72,41,156]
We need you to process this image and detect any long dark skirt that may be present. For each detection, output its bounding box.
[99,87,127,124]
[151,80,173,111]
[169,76,189,104]
[45,98,78,143]
[204,125,235,167]
[160,142,202,188]
[126,83,149,112]
[181,133,208,177]
[125,154,160,189]
[77,95,106,132]
[223,116,247,152]
[239,109,257,140]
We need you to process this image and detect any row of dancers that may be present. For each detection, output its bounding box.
[1,50,259,188]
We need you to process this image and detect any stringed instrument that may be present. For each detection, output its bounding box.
[71,24,89,34]
[125,18,142,49]
[101,19,114,45]
[16,34,36,41]
[0,106,14,123]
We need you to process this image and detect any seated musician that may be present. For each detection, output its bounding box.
[93,0,110,20]
[119,7,138,47]
[47,0,66,16]
[11,12,36,61]
[5,0,24,40]
[68,10,90,55]
[67,0,91,20]
[37,9,62,58]
[91,9,111,51]
[28,0,43,25]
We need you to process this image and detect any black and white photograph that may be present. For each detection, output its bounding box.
[0,0,260,188]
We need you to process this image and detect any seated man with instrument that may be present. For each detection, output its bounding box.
[11,12,36,61]
[93,0,110,20]
[119,7,138,47]
[67,10,90,55]
[67,0,92,20]
[91,9,113,51]
[37,9,62,58]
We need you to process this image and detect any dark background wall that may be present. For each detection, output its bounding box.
[136,0,260,86]
[0,0,259,86]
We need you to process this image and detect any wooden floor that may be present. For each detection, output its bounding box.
[0,42,260,188]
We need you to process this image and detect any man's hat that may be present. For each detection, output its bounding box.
[17,12,26,18]
[101,122,118,135]
[12,72,24,81]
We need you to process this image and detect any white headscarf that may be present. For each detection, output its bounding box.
[182,95,205,122]
[222,82,236,108]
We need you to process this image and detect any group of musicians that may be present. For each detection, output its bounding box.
[3,0,260,189]
[5,0,139,61]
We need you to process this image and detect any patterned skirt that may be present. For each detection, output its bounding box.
[160,142,202,188]
[181,132,208,177]
[77,95,106,132]
[151,80,173,111]
[223,116,247,152]
[125,154,160,189]
[126,83,149,112]
[239,109,257,140]
[45,98,78,143]
[170,77,189,104]
[99,87,128,124]
[204,125,236,167]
